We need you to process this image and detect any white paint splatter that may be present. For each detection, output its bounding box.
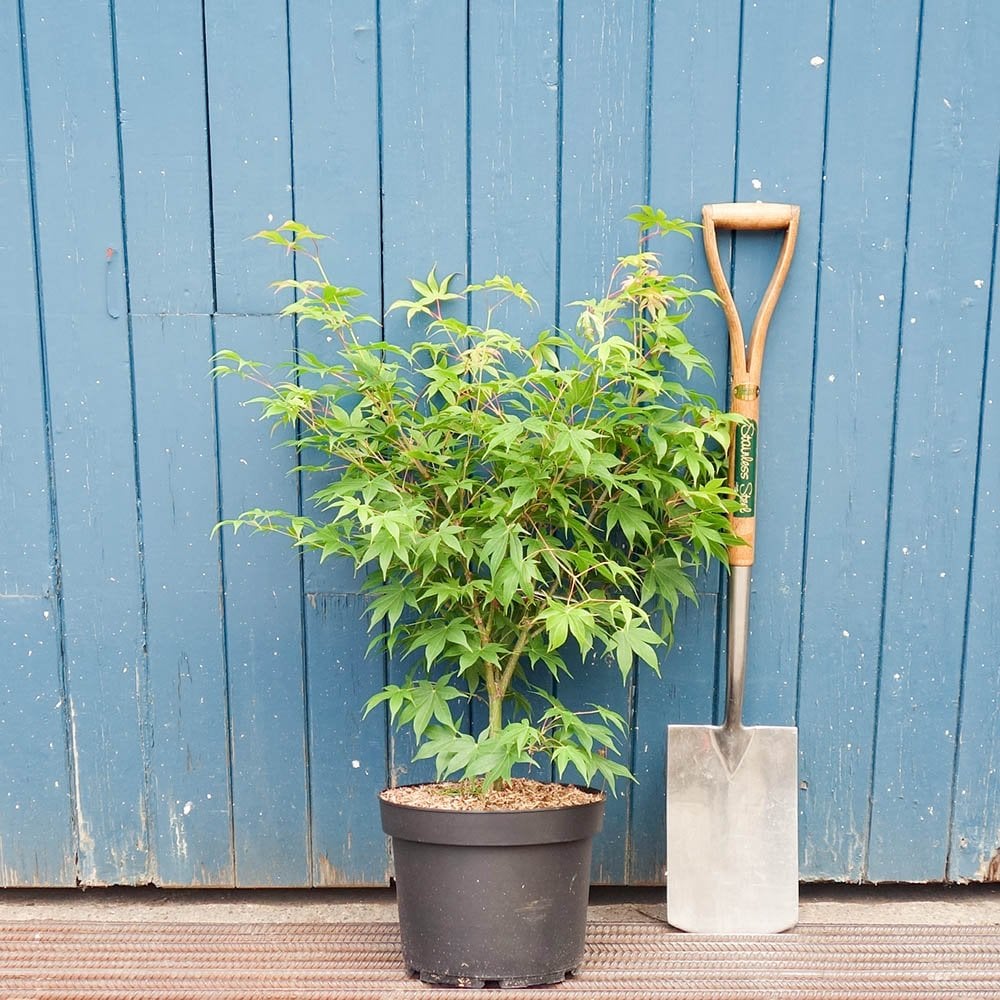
[810,56,825,67]
[842,630,850,638]
[828,374,836,382]
[751,178,762,190]
[974,279,985,288]
[351,760,361,769]
[183,801,193,815]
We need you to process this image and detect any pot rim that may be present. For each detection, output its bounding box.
[379,780,606,816]
[378,782,606,845]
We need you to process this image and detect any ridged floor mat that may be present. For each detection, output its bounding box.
[1,921,998,998]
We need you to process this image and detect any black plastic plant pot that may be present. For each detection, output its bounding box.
[379,786,605,989]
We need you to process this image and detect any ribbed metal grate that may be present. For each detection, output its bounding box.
[1,921,997,998]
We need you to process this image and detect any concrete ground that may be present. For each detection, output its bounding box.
[0,883,997,926]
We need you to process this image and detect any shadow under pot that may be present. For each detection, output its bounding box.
[379,785,605,989]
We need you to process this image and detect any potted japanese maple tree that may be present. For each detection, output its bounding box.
[214,208,737,987]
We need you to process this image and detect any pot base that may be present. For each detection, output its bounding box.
[414,966,576,989]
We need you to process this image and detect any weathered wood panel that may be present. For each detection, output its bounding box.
[116,0,234,888]
[557,0,652,886]
[288,0,389,887]
[631,0,741,886]
[469,0,560,334]
[214,314,310,886]
[0,3,74,886]
[5,0,1000,886]
[950,211,1000,881]
[204,1,310,887]
[733,1,830,731]
[132,314,234,886]
[796,0,920,880]
[868,0,1000,882]
[21,1,150,885]
[379,0,469,790]
[203,0,294,315]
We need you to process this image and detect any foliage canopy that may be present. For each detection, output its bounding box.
[214,208,739,794]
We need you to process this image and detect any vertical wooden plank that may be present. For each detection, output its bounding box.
[379,0,468,786]
[559,1,650,302]
[0,3,75,886]
[205,0,310,886]
[114,1,214,315]
[465,0,561,782]
[215,314,310,886]
[289,0,389,886]
[132,316,235,886]
[205,0,294,314]
[115,0,234,887]
[869,0,1000,881]
[796,0,920,881]
[299,592,387,886]
[380,0,467,293]
[288,0,382,292]
[469,0,560,329]
[558,0,651,884]
[22,1,150,885]
[732,0,830,732]
[631,0,741,886]
[950,214,1000,881]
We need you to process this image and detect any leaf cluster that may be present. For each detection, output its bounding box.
[215,210,740,795]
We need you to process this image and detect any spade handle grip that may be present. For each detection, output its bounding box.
[701,202,800,566]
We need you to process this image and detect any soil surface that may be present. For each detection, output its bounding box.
[380,778,603,812]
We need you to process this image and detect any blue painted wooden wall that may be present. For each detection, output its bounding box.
[2,0,998,886]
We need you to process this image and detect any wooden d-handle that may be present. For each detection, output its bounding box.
[703,201,799,231]
[702,202,800,566]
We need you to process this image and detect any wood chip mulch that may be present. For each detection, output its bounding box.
[380,778,603,811]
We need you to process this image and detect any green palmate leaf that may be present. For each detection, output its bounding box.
[464,274,538,308]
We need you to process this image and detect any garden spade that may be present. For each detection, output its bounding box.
[666,201,800,934]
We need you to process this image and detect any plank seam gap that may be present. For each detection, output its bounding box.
[553,0,565,338]
[200,0,219,315]
[713,0,748,727]
[731,0,746,204]
[795,0,837,729]
[462,0,476,746]
[641,0,654,209]
[285,0,315,887]
[864,0,927,880]
[944,139,1000,880]
[109,0,155,879]
[17,0,79,886]
[464,0,472,321]
[374,0,391,821]
[625,0,657,884]
[201,0,237,886]
[550,0,566,765]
